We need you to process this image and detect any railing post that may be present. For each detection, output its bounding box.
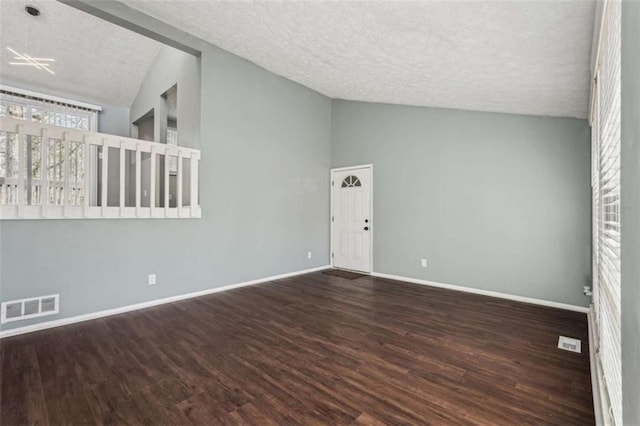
[150,148,156,215]
[177,151,183,215]
[135,144,141,217]
[119,141,125,215]
[101,138,108,217]
[190,152,198,217]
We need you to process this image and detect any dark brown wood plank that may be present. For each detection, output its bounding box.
[0,272,594,425]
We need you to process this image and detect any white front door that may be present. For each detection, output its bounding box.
[331,166,372,273]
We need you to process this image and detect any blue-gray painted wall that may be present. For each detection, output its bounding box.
[0,41,332,332]
[98,104,130,137]
[0,24,595,333]
[331,100,591,307]
[129,46,201,149]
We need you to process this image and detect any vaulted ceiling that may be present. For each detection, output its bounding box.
[123,0,595,119]
[1,1,596,118]
[0,0,162,108]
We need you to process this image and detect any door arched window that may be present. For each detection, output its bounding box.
[341,175,361,188]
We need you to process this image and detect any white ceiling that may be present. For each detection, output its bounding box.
[0,0,162,108]
[125,0,595,119]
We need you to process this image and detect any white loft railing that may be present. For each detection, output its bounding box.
[0,116,201,220]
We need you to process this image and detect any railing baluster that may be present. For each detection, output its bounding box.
[0,117,201,220]
[63,132,70,215]
[101,138,108,217]
[17,126,25,218]
[177,151,183,215]
[150,148,156,214]
[135,144,141,217]
[26,135,32,206]
[41,129,49,217]
[119,141,126,215]
[190,153,199,217]
[164,148,170,216]
[83,135,90,217]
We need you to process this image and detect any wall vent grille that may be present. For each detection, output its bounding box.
[558,336,581,353]
[1,295,59,324]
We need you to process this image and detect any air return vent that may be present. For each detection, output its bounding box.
[558,336,581,353]
[1,295,59,324]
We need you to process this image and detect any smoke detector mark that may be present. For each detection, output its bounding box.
[558,336,581,353]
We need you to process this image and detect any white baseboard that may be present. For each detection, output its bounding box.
[371,272,589,313]
[0,265,330,339]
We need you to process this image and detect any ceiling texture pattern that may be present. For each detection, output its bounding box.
[124,0,595,119]
[0,0,162,107]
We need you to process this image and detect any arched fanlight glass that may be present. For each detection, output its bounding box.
[341,175,362,188]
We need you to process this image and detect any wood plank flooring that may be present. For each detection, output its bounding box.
[0,272,594,425]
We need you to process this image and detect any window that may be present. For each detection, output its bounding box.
[591,0,621,424]
[0,88,99,131]
[0,87,99,205]
[341,175,361,188]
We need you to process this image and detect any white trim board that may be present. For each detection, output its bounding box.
[371,272,589,313]
[0,265,330,339]
[330,164,374,173]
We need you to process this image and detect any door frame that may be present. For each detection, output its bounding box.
[330,164,374,274]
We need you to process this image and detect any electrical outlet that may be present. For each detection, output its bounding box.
[421,259,427,268]
[148,274,157,285]
[307,251,312,259]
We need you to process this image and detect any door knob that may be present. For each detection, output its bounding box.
[365,219,369,223]
[364,226,369,231]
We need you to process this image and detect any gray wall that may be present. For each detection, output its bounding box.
[0,41,331,331]
[0,5,593,334]
[97,106,130,207]
[98,104,130,137]
[331,100,591,307]
[129,46,201,149]
[621,1,640,424]
[133,112,154,141]
[127,46,200,208]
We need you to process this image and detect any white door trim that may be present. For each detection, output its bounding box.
[330,164,373,273]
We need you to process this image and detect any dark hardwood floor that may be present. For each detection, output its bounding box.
[1,272,594,425]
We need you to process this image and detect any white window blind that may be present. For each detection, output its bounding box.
[0,88,99,132]
[591,0,621,424]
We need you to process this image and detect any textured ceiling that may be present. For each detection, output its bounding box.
[124,0,595,119]
[0,0,162,107]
